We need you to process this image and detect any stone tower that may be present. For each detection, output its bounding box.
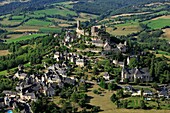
[77,20,80,29]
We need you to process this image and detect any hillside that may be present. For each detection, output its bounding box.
[73,0,170,15]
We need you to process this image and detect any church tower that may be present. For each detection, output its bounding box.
[77,20,80,29]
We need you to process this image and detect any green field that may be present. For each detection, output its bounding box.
[0,18,22,25]
[34,8,77,17]
[157,50,170,56]
[6,33,46,43]
[25,19,52,26]
[0,63,30,76]
[39,27,61,33]
[28,13,45,18]
[56,1,74,9]
[12,15,24,20]
[146,19,170,29]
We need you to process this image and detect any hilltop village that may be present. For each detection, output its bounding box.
[0,21,170,113]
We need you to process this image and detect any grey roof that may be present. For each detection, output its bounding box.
[24,93,36,99]
[159,89,168,96]
[63,78,76,85]
[92,40,103,44]
[123,67,150,76]
[2,91,17,95]
[144,90,152,94]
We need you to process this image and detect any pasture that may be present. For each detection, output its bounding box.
[6,33,46,43]
[11,15,25,20]
[25,19,52,26]
[0,18,22,25]
[34,8,77,17]
[146,19,170,29]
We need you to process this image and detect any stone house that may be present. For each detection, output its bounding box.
[76,58,85,67]
[117,41,127,53]
[121,67,152,82]
[103,72,110,80]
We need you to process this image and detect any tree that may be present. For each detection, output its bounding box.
[164,70,170,83]
[71,92,78,103]
[110,94,117,103]
[108,82,117,91]
[99,79,106,89]
[141,88,144,97]
[116,100,121,108]
[124,78,129,84]
[116,89,124,98]
[92,66,98,75]
[91,106,100,112]
[78,98,86,107]
[156,99,160,109]
[129,58,138,68]
[150,57,155,78]
[140,100,146,109]
[32,98,60,113]
[122,100,128,108]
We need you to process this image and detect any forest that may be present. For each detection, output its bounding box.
[73,0,170,15]
[0,0,67,15]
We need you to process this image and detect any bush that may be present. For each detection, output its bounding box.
[93,89,101,94]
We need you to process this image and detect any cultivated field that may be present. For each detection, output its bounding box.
[39,27,61,33]
[0,50,10,56]
[6,33,46,43]
[107,25,141,36]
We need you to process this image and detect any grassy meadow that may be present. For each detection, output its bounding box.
[6,33,46,43]
[146,19,170,29]
[25,19,52,26]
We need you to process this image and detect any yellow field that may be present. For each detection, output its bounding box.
[58,23,72,27]
[107,26,141,36]
[111,12,150,19]
[7,34,25,39]
[162,28,170,41]
[75,13,98,22]
[152,15,170,20]
[155,54,170,59]
[0,50,10,56]
[50,18,68,23]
